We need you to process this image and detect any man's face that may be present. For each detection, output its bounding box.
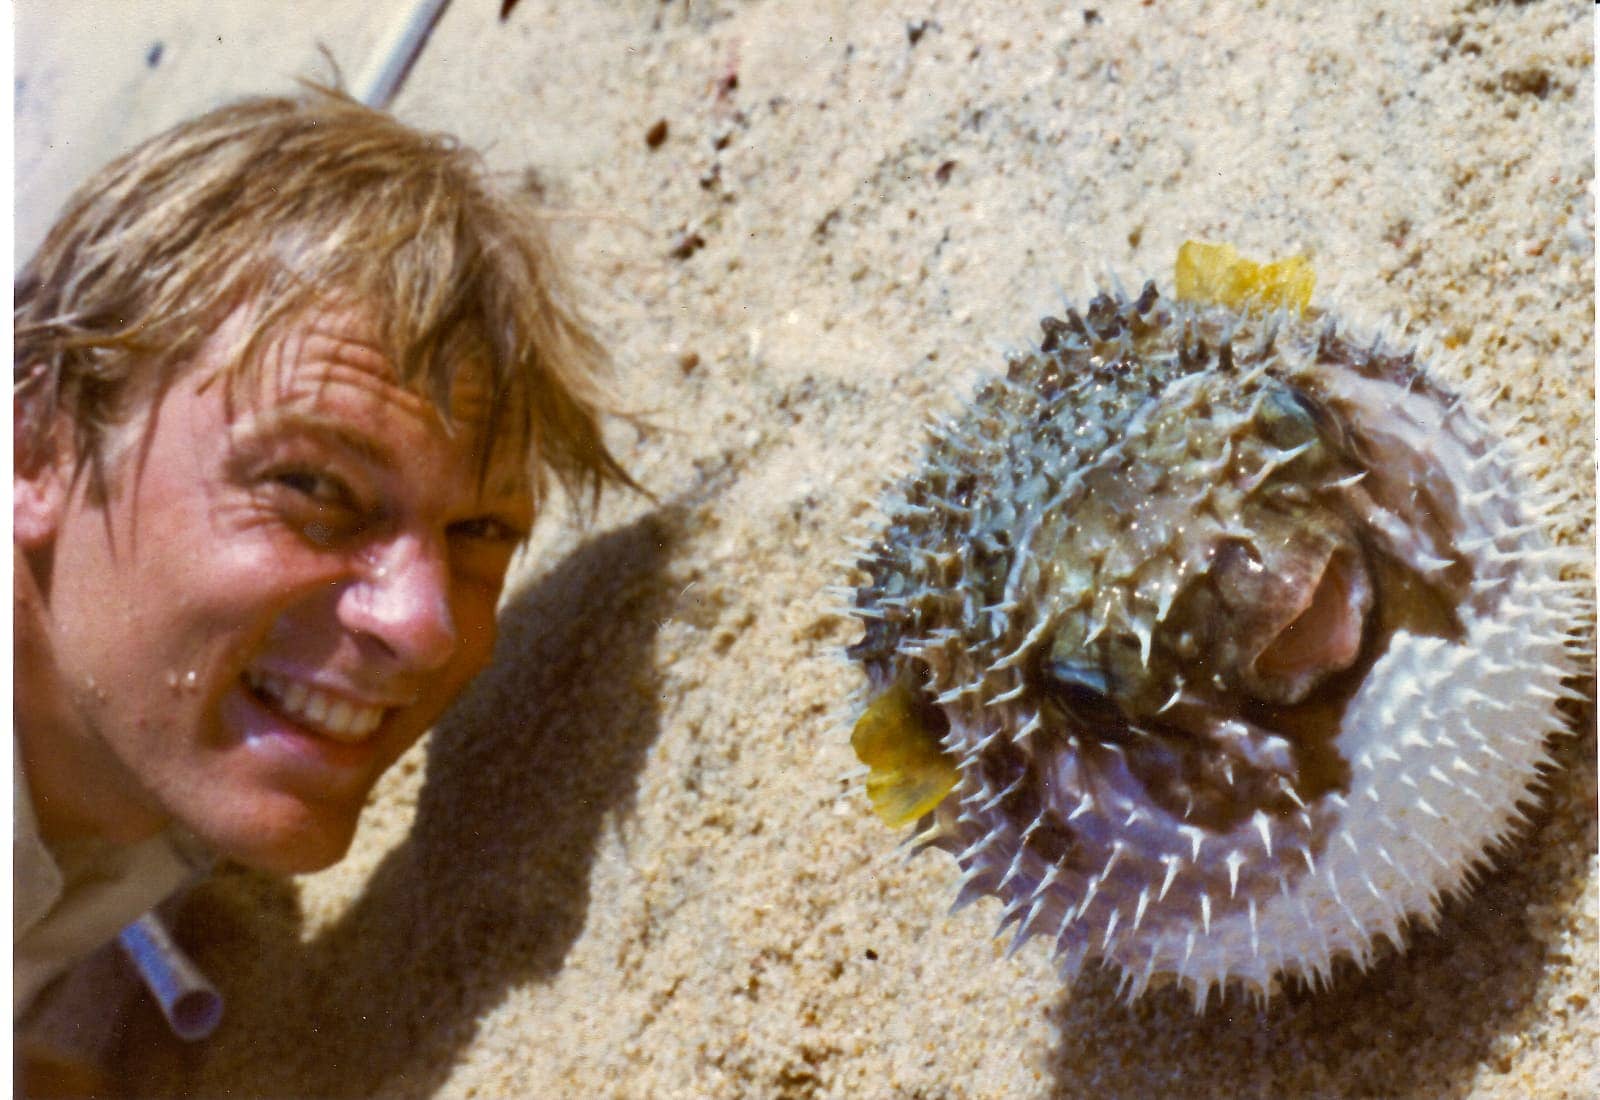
[30,308,533,873]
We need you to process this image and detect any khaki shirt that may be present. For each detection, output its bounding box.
[13,755,211,1018]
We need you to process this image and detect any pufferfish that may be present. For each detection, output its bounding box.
[846,242,1589,1007]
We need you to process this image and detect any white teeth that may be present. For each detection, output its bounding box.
[246,670,387,743]
[326,700,355,734]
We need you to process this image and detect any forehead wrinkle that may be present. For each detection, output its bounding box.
[254,300,509,416]
[258,316,393,391]
[238,306,527,491]
[298,329,392,375]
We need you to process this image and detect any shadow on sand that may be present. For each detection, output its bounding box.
[121,507,683,1097]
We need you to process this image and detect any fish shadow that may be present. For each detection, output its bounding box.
[120,506,682,1098]
[1042,691,1597,1100]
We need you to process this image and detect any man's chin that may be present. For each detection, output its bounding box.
[197,808,360,876]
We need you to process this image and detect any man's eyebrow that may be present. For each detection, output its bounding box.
[235,408,396,468]
[473,454,538,515]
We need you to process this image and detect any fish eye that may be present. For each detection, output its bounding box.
[1256,386,1324,450]
[1037,658,1124,727]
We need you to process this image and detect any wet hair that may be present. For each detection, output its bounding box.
[14,83,635,506]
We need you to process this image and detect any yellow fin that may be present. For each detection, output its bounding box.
[1174,240,1314,316]
[850,682,959,828]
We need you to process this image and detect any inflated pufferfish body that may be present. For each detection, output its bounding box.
[847,249,1587,1006]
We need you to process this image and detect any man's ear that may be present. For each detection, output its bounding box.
[14,403,70,551]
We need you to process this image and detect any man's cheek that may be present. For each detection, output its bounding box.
[456,599,502,676]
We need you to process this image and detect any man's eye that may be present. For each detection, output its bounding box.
[274,469,352,507]
[267,468,368,546]
[449,516,527,544]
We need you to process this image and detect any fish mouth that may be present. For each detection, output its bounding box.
[1247,545,1373,705]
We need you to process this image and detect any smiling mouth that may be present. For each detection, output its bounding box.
[243,669,389,743]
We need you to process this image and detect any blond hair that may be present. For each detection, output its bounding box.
[15,84,634,505]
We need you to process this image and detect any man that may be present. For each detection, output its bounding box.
[13,85,634,1059]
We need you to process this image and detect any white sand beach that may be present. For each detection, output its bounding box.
[16,2,1596,1096]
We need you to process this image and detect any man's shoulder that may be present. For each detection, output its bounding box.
[14,757,213,1018]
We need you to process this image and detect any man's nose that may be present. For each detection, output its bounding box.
[339,535,458,672]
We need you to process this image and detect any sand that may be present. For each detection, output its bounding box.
[16,1,1596,1097]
